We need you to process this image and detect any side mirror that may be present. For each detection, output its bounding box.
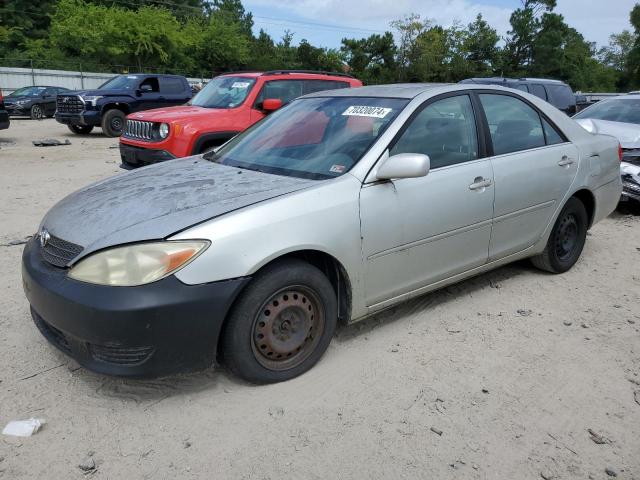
[262,98,283,112]
[376,153,430,180]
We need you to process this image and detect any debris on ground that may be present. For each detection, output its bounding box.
[634,390,640,406]
[482,388,489,394]
[430,427,443,436]
[605,467,617,477]
[2,418,46,437]
[32,139,71,147]
[0,237,31,247]
[517,309,533,316]
[78,454,96,474]
[540,472,553,480]
[587,428,608,444]
[563,320,572,326]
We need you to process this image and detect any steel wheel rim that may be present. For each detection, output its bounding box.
[111,117,123,131]
[32,105,42,119]
[555,213,578,261]
[251,286,325,371]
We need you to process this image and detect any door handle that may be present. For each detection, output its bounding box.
[558,156,574,167]
[469,177,492,190]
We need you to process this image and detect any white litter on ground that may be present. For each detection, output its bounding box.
[2,418,46,437]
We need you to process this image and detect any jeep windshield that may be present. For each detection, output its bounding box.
[98,75,140,90]
[206,96,408,180]
[190,76,256,109]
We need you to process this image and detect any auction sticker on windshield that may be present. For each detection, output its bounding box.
[231,82,251,89]
[342,106,392,118]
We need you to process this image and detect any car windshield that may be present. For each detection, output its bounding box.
[98,75,140,90]
[574,98,640,125]
[8,86,46,97]
[206,96,408,180]
[190,76,256,109]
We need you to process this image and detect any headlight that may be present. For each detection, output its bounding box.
[68,240,209,286]
[15,99,29,105]
[158,123,170,139]
[82,95,103,106]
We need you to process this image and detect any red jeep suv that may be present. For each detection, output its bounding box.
[119,70,362,167]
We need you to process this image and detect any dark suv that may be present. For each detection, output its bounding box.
[0,88,9,130]
[460,77,577,115]
[55,74,192,137]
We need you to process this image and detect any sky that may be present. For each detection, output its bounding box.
[243,0,638,50]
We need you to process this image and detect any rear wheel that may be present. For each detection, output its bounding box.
[30,104,44,120]
[101,109,125,137]
[531,197,588,273]
[67,124,94,134]
[221,259,337,384]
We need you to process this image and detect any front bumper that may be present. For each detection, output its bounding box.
[0,110,8,130]
[5,104,29,116]
[22,238,249,377]
[119,142,176,168]
[55,110,101,127]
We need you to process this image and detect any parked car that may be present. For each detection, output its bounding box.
[23,84,621,383]
[4,86,71,119]
[119,70,363,168]
[460,77,577,115]
[573,95,640,204]
[0,88,9,130]
[55,74,192,137]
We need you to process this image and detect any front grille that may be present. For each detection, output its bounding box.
[31,308,72,355]
[41,234,83,267]
[89,344,155,366]
[56,95,84,114]
[623,178,640,194]
[622,150,640,166]
[124,120,154,140]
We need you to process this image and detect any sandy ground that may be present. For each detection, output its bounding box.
[0,118,639,480]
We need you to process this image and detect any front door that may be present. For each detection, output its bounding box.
[359,94,495,307]
[476,93,579,260]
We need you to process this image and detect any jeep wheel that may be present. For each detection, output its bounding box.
[30,104,44,120]
[102,109,126,137]
[67,125,94,135]
[220,259,337,384]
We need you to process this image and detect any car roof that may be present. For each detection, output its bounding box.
[462,77,567,86]
[303,83,452,99]
[217,70,356,81]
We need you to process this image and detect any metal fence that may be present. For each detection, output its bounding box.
[0,61,210,94]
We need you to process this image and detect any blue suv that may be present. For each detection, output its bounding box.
[55,74,192,137]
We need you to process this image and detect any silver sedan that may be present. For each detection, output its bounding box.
[22,83,622,383]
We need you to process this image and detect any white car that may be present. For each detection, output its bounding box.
[574,94,640,203]
[22,84,622,383]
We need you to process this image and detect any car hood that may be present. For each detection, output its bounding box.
[40,158,316,263]
[575,118,640,149]
[129,105,226,123]
[65,89,130,97]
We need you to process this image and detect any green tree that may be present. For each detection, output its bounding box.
[627,3,640,88]
[341,32,397,84]
[463,14,500,77]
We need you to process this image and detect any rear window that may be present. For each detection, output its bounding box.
[546,85,575,110]
[160,77,185,94]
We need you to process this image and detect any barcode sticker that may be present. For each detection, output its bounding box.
[342,106,392,118]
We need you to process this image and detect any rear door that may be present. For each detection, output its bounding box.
[41,88,58,115]
[159,77,190,108]
[477,92,579,260]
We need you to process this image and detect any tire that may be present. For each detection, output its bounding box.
[30,104,44,120]
[67,124,94,135]
[531,197,588,273]
[101,109,125,137]
[220,259,338,384]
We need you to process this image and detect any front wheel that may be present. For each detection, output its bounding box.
[101,109,125,137]
[30,104,44,120]
[67,124,94,134]
[220,259,338,384]
[531,197,588,273]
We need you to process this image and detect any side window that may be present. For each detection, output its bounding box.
[531,84,547,100]
[542,118,565,145]
[514,84,529,93]
[139,77,160,93]
[160,77,186,94]
[479,94,546,155]
[43,88,57,96]
[303,80,350,95]
[391,95,478,169]
[255,80,304,106]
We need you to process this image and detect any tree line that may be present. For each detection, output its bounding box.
[1,0,639,91]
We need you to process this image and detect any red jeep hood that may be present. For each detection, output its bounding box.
[129,105,233,124]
